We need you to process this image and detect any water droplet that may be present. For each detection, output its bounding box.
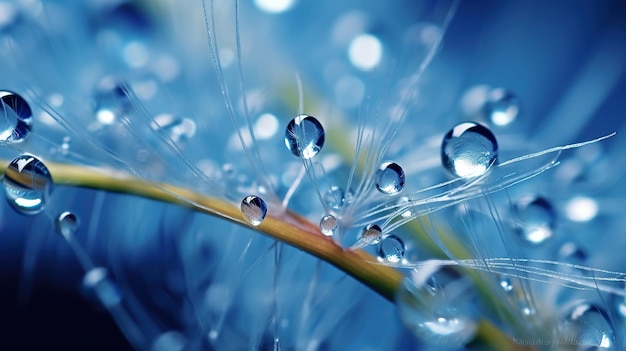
[513,195,556,244]
[560,303,615,350]
[151,331,186,351]
[378,235,405,263]
[3,155,53,215]
[151,113,196,146]
[83,267,122,308]
[54,211,79,239]
[396,196,413,218]
[319,214,338,236]
[484,88,519,127]
[499,276,513,293]
[396,265,478,346]
[376,162,405,194]
[94,77,132,124]
[284,114,325,159]
[324,186,352,212]
[441,122,498,178]
[0,90,32,142]
[241,195,267,226]
[358,224,382,246]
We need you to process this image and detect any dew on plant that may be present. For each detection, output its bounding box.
[513,195,556,244]
[3,155,52,215]
[150,113,197,146]
[484,88,520,127]
[352,223,382,249]
[560,303,615,351]
[441,122,498,178]
[396,265,478,347]
[375,162,405,195]
[54,211,80,239]
[378,234,405,263]
[241,195,268,226]
[319,214,338,236]
[0,90,32,142]
[284,114,325,159]
[94,77,132,125]
[324,186,353,212]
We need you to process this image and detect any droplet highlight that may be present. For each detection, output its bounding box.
[3,155,53,215]
[0,90,32,142]
[284,114,325,159]
[319,214,338,236]
[241,195,267,226]
[560,303,615,350]
[441,122,498,178]
[513,195,556,244]
[378,235,405,263]
[83,267,122,308]
[375,162,405,194]
[94,77,132,124]
[484,88,519,127]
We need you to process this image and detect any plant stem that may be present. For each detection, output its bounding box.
[0,160,531,350]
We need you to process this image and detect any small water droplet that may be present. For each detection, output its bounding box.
[54,211,79,239]
[151,331,186,351]
[0,90,32,142]
[396,265,478,346]
[513,195,556,244]
[358,224,382,246]
[441,122,498,178]
[284,114,325,159]
[3,155,53,215]
[560,303,615,350]
[396,196,413,218]
[83,267,122,308]
[484,88,519,127]
[151,113,196,146]
[324,186,353,212]
[94,77,132,124]
[241,195,267,226]
[378,235,405,263]
[499,276,513,293]
[319,214,338,236]
[376,162,405,194]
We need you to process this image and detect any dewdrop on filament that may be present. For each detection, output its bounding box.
[441,122,498,178]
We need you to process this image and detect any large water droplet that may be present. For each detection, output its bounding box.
[319,214,338,236]
[378,234,405,263]
[376,162,405,194]
[284,114,325,159]
[484,88,519,127]
[241,195,267,226]
[396,265,478,347]
[0,90,32,142]
[83,267,122,308]
[513,195,556,244]
[441,122,498,178]
[560,303,615,350]
[54,211,80,239]
[3,155,53,215]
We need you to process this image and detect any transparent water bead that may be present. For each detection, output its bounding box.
[3,155,53,215]
[83,267,122,308]
[441,122,498,178]
[324,186,353,212]
[378,235,405,263]
[0,90,32,142]
[484,88,520,127]
[284,114,325,159]
[54,211,80,239]
[396,265,478,347]
[358,224,382,246]
[319,214,338,236]
[375,162,405,194]
[560,303,615,350]
[94,77,132,124]
[396,196,413,218]
[151,113,196,145]
[241,195,267,226]
[513,195,556,244]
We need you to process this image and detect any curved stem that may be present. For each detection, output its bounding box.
[0,160,530,350]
